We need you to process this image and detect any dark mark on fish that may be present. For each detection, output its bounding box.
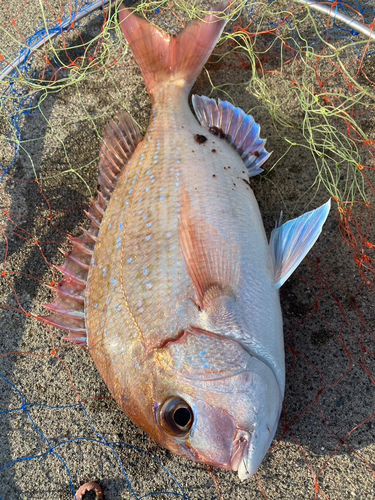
[209,126,226,139]
[194,134,207,144]
[212,149,216,153]
[242,178,251,187]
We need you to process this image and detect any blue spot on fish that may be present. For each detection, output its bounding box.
[127,257,132,263]
[160,195,164,201]
[143,268,148,275]
[145,235,151,241]
[119,222,123,230]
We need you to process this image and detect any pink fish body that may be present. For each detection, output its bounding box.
[39,2,330,479]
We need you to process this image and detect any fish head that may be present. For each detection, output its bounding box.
[148,329,282,479]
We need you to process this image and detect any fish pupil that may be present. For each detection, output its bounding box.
[159,397,194,436]
[173,407,191,428]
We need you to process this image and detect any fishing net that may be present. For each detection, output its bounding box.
[0,0,374,498]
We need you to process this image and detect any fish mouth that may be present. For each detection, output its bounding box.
[230,429,252,480]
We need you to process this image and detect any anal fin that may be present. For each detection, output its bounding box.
[192,95,271,176]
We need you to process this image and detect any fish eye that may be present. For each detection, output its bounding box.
[159,397,194,437]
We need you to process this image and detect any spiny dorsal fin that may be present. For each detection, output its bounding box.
[37,111,142,345]
[98,111,142,201]
[178,188,240,309]
[192,95,271,177]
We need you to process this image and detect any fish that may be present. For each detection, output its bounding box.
[38,1,330,480]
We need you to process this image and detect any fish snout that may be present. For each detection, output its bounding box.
[230,429,251,476]
[231,403,282,480]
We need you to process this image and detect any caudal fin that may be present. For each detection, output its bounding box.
[119,2,229,100]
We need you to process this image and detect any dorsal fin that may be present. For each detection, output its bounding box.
[192,95,271,177]
[270,199,331,288]
[37,111,142,345]
[98,112,142,200]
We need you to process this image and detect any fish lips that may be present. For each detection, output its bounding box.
[230,401,282,480]
[230,429,251,477]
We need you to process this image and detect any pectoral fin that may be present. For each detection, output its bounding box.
[178,189,240,309]
[270,200,331,288]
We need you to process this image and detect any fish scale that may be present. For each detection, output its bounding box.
[39,1,330,479]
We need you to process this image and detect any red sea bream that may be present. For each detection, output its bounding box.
[39,2,330,479]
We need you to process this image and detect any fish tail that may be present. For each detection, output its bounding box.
[119,2,229,100]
